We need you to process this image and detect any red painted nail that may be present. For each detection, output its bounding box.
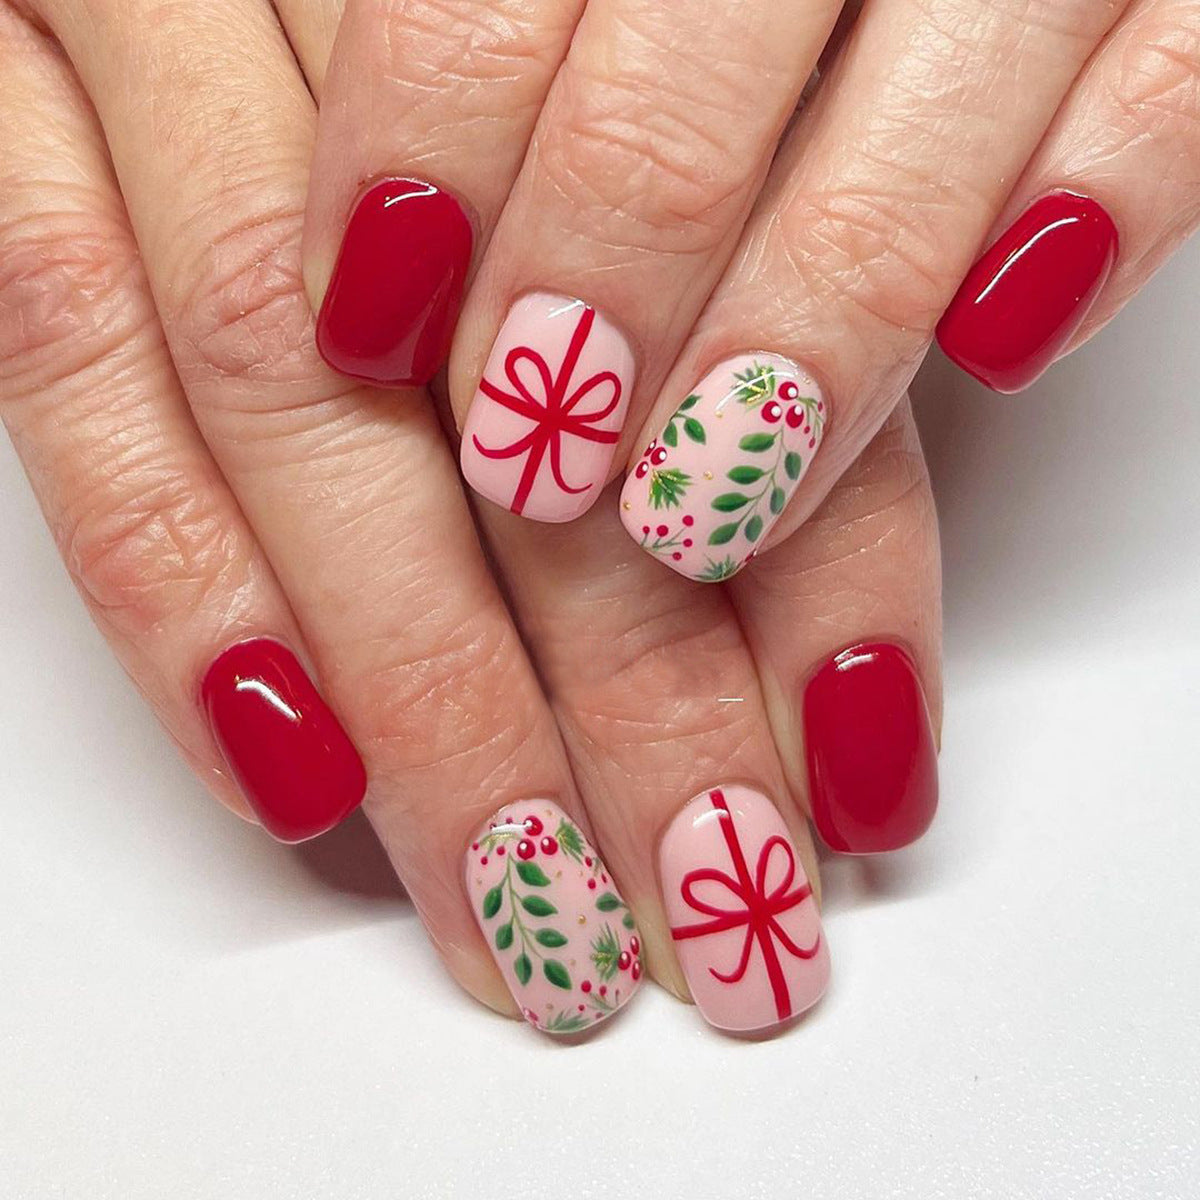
[201,639,366,843]
[936,191,1118,394]
[316,178,472,388]
[803,642,938,855]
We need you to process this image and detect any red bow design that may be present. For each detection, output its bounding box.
[671,790,820,1021]
[472,305,622,515]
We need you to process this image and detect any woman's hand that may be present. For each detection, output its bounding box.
[0,0,943,1036]
[304,0,1199,579]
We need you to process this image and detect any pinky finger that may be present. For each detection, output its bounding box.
[937,0,1200,393]
[0,7,364,841]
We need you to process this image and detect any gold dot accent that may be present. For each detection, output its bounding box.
[577,915,587,926]
[703,470,713,480]
[622,501,632,511]
[556,870,563,879]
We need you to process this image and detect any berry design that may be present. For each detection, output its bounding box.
[461,293,636,523]
[620,354,826,582]
[466,800,643,1037]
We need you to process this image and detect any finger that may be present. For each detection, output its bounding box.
[453,0,845,522]
[302,0,587,387]
[0,3,365,841]
[30,0,640,1029]
[619,0,1129,580]
[937,0,1200,392]
[475,497,830,1034]
[731,397,943,855]
[272,0,344,96]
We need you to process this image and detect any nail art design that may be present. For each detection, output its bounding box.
[467,801,642,1035]
[316,178,472,388]
[201,638,366,843]
[803,642,938,854]
[660,786,829,1032]
[936,191,1119,393]
[620,354,825,580]
[461,293,635,522]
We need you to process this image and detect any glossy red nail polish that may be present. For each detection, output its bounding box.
[202,638,366,843]
[803,642,937,855]
[936,191,1118,394]
[316,178,473,388]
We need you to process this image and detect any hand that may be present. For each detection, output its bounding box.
[304,0,1199,578]
[0,0,940,1038]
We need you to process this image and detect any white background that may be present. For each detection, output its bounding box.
[2,241,1198,1200]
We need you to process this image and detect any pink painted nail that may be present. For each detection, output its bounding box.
[466,800,643,1035]
[620,354,826,581]
[660,785,830,1033]
[461,293,636,523]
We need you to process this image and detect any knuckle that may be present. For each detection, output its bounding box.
[171,203,328,399]
[59,458,245,637]
[1104,5,1200,133]
[778,186,959,344]
[539,64,755,254]
[0,211,145,396]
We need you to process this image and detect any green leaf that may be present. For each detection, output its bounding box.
[516,861,551,887]
[535,928,568,948]
[683,418,706,444]
[543,1009,590,1034]
[727,466,765,484]
[520,894,558,917]
[712,492,750,512]
[590,925,622,981]
[745,515,764,543]
[679,393,700,411]
[709,523,740,546]
[784,451,802,481]
[622,913,636,930]
[514,953,532,986]
[556,819,586,863]
[648,467,692,510]
[543,959,572,990]
[738,433,777,453]
[662,422,678,448]
[495,921,514,951]
[700,556,741,582]
[482,885,503,920]
[769,486,786,514]
[595,892,622,912]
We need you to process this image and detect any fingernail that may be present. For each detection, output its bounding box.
[803,642,938,854]
[201,638,366,843]
[466,801,643,1035]
[316,178,473,388]
[660,785,829,1033]
[620,354,826,581]
[936,191,1118,394]
[460,294,635,522]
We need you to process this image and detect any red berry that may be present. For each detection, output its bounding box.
[817,401,824,412]
[581,980,592,994]
[471,842,479,850]
[762,401,783,423]
[808,437,817,448]
[584,857,593,867]
[540,836,558,856]
[599,986,607,997]
[779,380,799,401]
[578,1004,585,1012]
[635,461,649,479]
[631,961,642,981]
[587,879,597,890]
[495,845,505,856]
[647,439,657,453]
[651,447,668,465]
[523,1007,539,1024]
[682,515,694,526]
[601,873,608,883]
[656,524,669,537]
[618,951,632,972]
[523,815,544,837]
[672,552,682,561]
[516,838,536,860]
[682,539,693,548]
[480,856,488,865]
[630,936,640,955]
[785,405,803,429]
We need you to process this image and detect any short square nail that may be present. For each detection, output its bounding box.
[201,638,366,843]
[461,293,635,522]
[803,642,938,854]
[936,191,1119,394]
[620,354,826,581]
[660,785,829,1033]
[316,178,473,388]
[466,801,642,1035]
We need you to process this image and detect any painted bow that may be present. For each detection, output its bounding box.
[671,790,820,1021]
[472,305,621,515]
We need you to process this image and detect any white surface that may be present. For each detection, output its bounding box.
[2,241,1199,1199]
